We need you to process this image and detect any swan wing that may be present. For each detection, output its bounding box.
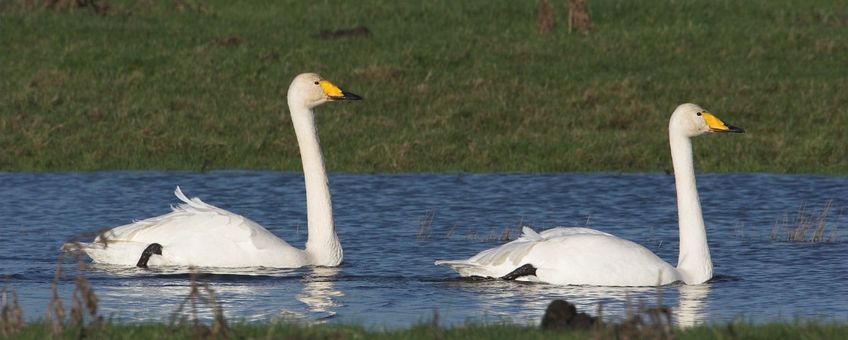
[527,234,680,286]
[536,226,613,238]
[74,187,306,267]
[436,227,679,286]
[436,226,593,278]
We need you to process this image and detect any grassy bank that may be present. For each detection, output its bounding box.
[1,0,846,173]
[4,320,848,340]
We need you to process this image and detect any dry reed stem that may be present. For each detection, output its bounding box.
[444,224,458,239]
[772,200,839,243]
[1,283,25,337]
[170,272,231,338]
[537,0,555,34]
[416,210,436,240]
[431,308,444,340]
[45,254,65,337]
[811,200,833,242]
[42,238,107,338]
[568,0,593,34]
[485,226,514,241]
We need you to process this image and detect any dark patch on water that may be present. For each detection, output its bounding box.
[708,275,741,283]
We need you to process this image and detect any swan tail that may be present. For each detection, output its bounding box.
[173,186,218,212]
[520,226,544,241]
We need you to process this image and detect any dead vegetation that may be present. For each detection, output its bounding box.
[771,200,841,243]
[536,0,555,35]
[415,210,524,242]
[0,283,24,337]
[537,0,593,35]
[416,209,436,240]
[7,241,230,338]
[169,273,231,339]
[43,244,103,338]
[567,0,593,34]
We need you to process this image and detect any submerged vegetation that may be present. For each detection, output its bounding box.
[771,200,842,243]
[1,0,847,173]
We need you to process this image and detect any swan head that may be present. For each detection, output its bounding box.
[287,73,362,109]
[670,103,745,138]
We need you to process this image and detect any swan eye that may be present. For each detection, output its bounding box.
[696,112,702,116]
[314,81,320,85]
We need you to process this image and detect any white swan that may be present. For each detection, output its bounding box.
[68,73,361,268]
[435,103,744,286]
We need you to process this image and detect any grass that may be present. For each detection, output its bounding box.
[0,0,846,173]
[5,316,848,339]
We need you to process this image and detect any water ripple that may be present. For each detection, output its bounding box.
[0,171,846,327]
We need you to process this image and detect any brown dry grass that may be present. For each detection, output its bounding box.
[0,283,24,337]
[567,0,593,34]
[771,200,840,243]
[169,272,231,339]
[20,240,231,338]
[45,243,104,338]
[537,0,555,34]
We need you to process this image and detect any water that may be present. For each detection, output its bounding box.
[1,171,846,327]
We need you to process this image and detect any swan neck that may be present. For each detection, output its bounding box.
[670,132,712,284]
[288,102,342,266]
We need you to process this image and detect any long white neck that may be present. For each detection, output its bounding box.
[669,131,712,284]
[288,102,342,266]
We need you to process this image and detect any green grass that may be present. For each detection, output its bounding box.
[4,319,848,340]
[1,0,846,173]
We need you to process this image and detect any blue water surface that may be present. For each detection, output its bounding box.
[0,171,846,327]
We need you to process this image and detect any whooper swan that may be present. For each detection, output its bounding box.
[68,73,361,268]
[435,103,744,286]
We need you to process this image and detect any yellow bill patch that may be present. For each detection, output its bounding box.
[702,112,731,132]
[319,80,344,98]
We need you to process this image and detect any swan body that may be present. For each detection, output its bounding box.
[69,73,361,268]
[436,103,743,286]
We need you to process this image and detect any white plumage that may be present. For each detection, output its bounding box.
[69,73,361,268]
[78,186,309,267]
[436,103,744,286]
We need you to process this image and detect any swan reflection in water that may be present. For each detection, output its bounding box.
[443,279,710,326]
[87,265,343,323]
[296,267,344,321]
[676,284,710,327]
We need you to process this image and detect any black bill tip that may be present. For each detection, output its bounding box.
[726,125,745,133]
[334,91,362,101]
